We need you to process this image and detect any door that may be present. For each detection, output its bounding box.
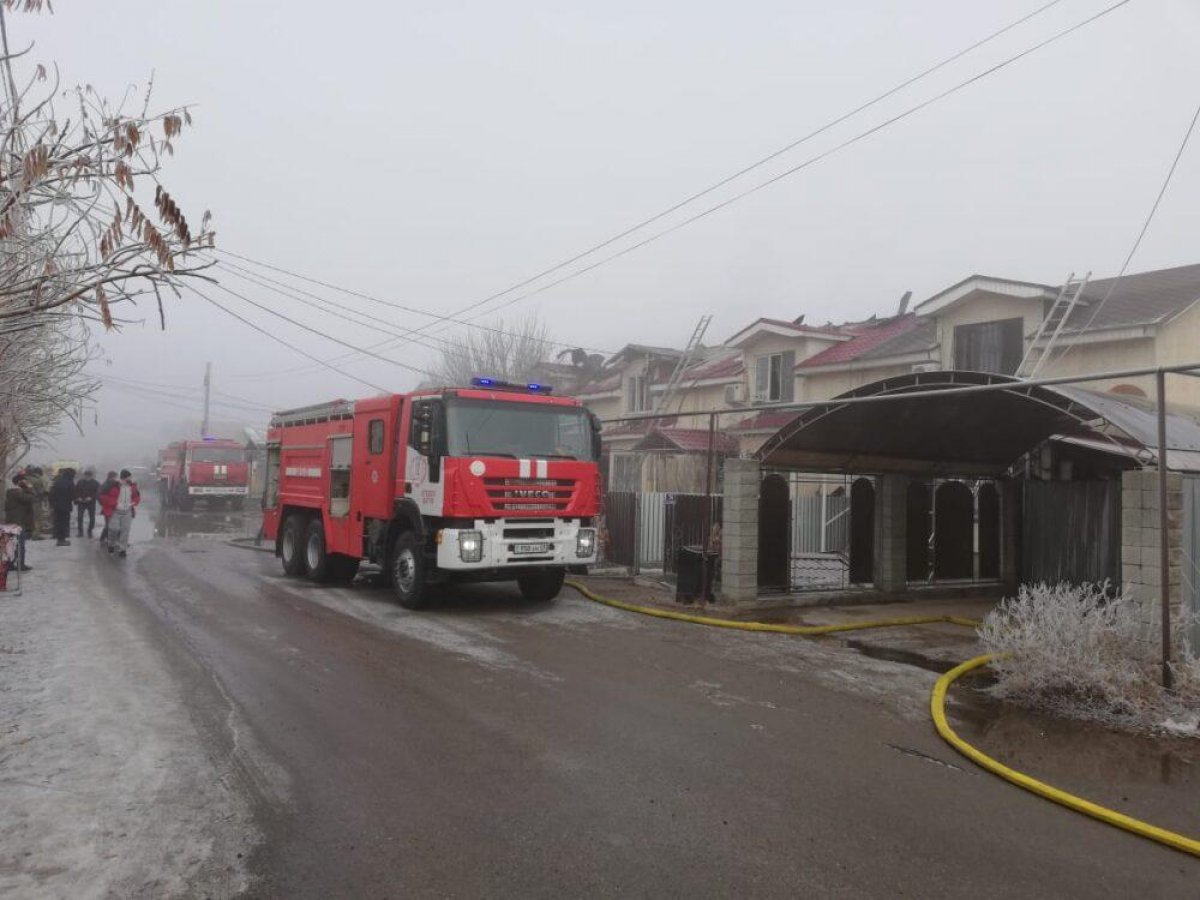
[934,481,974,580]
[758,474,790,590]
[849,478,875,584]
[352,409,398,523]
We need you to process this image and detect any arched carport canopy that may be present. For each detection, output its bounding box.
[756,371,1200,476]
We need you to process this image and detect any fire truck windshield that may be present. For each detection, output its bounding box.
[189,446,243,463]
[446,399,595,461]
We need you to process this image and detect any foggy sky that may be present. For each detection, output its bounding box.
[17,0,1200,466]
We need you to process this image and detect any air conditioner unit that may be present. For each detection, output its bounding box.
[911,362,941,374]
[724,383,747,405]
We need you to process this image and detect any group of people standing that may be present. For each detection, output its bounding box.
[4,468,141,571]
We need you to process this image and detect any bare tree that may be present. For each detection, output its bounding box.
[428,314,553,388]
[0,1,214,469]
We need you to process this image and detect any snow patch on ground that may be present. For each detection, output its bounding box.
[0,544,257,898]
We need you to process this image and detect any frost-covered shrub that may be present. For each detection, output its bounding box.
[978,583,1200,734]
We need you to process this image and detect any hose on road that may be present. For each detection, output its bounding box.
[566,580,1200,859]
[564,579,980,633]
[933,655,1200,858]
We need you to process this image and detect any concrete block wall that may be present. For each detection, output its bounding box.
[1121,469,1184,639]
[873,475,907,593]
[721,459,760,605]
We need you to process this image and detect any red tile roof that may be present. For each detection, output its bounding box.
[796,314,924,368]
[682,353,744,382]
[633,427,739,454]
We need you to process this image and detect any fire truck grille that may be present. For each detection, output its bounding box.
[483,478,575,513]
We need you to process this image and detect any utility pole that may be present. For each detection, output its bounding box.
[201,362,212,438]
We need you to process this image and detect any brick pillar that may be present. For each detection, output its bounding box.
[720,459,760,605]
[1121,468,1184,645]
[873,474,908,594]
[1000,479,1021,595]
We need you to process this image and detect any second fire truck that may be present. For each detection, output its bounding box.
[262,379,602,608]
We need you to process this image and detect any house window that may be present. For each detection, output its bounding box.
[626,375,650,412]
[953,318,1024,374]
[753,352,794,403]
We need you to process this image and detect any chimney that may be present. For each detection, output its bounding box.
[897,290,912,316]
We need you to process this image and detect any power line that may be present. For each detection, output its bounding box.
[424,0,1137,329]
[1051,94,1200,368]
[212,261,458,355]
[214,249,616,358]
[205,280,435,380]
[417,0,1076,334]
[96,372,276,413]
[186,282,389,392]
[213,0,1083,371]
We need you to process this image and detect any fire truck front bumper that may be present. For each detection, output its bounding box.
[187,485,250,496]
[436,519,597,571]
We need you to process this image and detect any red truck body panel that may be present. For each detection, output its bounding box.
[262,389,601,567]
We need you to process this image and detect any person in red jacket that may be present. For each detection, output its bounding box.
[99,469,140,558]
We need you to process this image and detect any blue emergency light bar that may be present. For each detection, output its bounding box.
[470,377,554,394]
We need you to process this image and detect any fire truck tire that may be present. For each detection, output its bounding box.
[390,531,429,609]
[280,514,308,577]
[304,518,333,581]
[518,568,565,603]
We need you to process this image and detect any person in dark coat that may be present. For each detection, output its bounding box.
[74,468,100,538]
[49,467,76,546]
[97,470,118,542]
[4,473,35,570]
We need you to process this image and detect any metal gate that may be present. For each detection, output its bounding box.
[1182,476,1200,651]
[758,474,790,590]
[663,494,722,576]
[1021,480,1120,587]
[604,491,637,567]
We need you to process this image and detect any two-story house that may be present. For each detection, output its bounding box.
[578,261,1200,492]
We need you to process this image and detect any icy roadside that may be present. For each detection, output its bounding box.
[0,542,257,898]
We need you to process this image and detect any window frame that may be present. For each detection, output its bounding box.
[367,418,386,455]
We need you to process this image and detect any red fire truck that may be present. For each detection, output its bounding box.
[262,379,602,608]
[158,438,251,510]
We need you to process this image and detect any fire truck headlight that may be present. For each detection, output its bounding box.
[576,528,596,558]
[459,531,483,563]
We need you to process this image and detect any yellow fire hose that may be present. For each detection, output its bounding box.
[566,580,1200,859]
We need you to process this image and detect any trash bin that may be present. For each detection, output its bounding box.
[676,545,718,603]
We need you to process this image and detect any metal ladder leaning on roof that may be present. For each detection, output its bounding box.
[1016,271,1091,379]
[652,314,713,416]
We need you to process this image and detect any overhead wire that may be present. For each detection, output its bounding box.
[212,0,1126,373]
[213,250,617,358]
[1050,93,1200,369]
[185,282,389,392]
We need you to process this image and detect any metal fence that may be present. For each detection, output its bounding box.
[602,489,719,576]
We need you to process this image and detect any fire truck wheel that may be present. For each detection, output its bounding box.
[280,514,308,576]
[517,568,565,603]
[390,531,428,609]
[305,518,333,581]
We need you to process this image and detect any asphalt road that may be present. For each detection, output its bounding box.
[89,510,1196,898]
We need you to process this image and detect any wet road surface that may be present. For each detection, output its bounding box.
[91,511,1197,898]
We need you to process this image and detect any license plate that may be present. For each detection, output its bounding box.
[513,542,551,555]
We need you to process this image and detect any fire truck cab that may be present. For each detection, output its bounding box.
[263,380,602,608]
[158,438,251,510]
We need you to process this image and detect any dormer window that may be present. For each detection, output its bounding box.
[626,374,650,412]
[752,351,795,403]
